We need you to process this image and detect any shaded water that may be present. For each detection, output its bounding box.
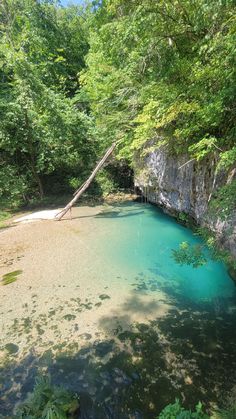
[0,201,236,417]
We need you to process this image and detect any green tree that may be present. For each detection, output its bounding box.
[0,0,93,203]
[82,0,236,186]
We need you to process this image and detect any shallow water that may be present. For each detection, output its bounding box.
[95,202,235,302]
[0,201,236,417]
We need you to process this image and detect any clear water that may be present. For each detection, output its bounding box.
[80,201,236,415]
[96,201,235,303]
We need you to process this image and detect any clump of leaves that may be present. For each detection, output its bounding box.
[158,399,209,418]
[172,242,207,268]
[16,375,79,418]
[196,226,236,271]
[178,212,189,224]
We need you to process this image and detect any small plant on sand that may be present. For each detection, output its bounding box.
[16,375,79,418]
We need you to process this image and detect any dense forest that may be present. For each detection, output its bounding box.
[0,0,235,212]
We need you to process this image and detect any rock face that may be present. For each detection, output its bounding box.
[134,146,236,258]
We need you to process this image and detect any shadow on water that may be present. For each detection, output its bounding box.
[1,290,236,418]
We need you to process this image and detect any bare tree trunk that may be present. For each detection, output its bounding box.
[55,142,117,221]
[34,170,44,199]
[23,108,44,199]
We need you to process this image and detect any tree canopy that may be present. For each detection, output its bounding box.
[0,0,235,208]
[0,0,94,204]
[83,0,236,165]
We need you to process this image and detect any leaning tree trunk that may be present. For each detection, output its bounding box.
[55,142,117,221]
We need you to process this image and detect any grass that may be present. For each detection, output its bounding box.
[0,210,12,229]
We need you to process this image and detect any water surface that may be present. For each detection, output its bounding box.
[96,202,235,302]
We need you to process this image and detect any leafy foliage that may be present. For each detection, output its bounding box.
[16,375,79,418]
[0,0,95,204]
[83,0,236,171]
[172,242,207,268]
[158,399,209,418]
[197,226,236,271]
[209,180,236,220]
[0,0,235,227]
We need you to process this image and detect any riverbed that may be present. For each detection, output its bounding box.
[0,201,236,417]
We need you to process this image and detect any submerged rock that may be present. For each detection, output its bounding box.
[5,343,19,354]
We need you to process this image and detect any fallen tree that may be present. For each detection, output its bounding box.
[54,142,117,221]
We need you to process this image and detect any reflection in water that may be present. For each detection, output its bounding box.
[95,209,145,218]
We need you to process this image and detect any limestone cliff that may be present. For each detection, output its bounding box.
[134,146,236,258]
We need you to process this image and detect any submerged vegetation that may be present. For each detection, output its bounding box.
[14,376,236,419]
[17,381,209,419]
[16,376,79,418]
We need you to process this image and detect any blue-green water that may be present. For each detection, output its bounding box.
[71,201,236,416]
[96,201,235,303]
[78,201,236,415]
